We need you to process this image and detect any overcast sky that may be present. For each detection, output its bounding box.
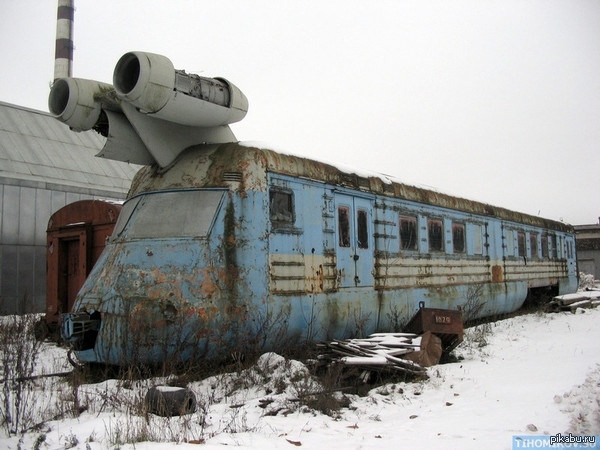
[1,0,598,225]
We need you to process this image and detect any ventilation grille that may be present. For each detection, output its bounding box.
[222,171,243,182]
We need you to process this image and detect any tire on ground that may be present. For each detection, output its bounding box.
[144,386,197,416]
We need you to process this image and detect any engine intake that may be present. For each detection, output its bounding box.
[48,78,113,132]
[113,51,248,127]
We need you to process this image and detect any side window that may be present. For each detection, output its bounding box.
[517,232,526,257]
[452,223,465,253]
[541,234,549,259]
[269,189,294,226]
[338,206,350,247]
[473,224,483,255]
[549,234,557,259]
[428,219,444,252]
[505,229,514,257]
[558,236,564,259]
[357,209,368,249]
[530,233,538,258]
[399,216,418,251]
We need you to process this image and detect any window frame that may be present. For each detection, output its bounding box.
[337,205,351,248]
[269,188,295,228]
[541,234,549,259]
[356,208,369,249]
[452,222,466,254]
[428,218,445,252]
[529,233,538,259]
[517,232,526,257]
[399,215,418,251]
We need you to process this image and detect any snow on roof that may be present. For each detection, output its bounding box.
[238,141,571,232]
[239,140,395,185]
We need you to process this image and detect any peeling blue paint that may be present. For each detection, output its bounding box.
[62,144,578,365]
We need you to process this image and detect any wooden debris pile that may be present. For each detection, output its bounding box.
[317,331,444,380]
[316,305,464,382]
[546,289,600,313]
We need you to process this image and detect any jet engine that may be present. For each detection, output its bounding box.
[113,51,247,127]
[48,77,114,132]
[48,51,248,167]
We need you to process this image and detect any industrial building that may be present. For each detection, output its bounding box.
[575,220,600,280]
[0,100,140,315]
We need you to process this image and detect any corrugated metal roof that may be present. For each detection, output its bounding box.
[0,101,141,197]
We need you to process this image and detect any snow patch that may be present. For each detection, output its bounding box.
[1,309,600,449]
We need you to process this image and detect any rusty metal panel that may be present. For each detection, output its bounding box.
[46,200,122,325]
[269,253,336,295]
[503,259,567,286]
[404,304,464,352]
[47,199,122,231]
[375,257,491,289]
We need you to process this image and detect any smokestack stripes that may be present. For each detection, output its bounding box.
[53,0,75,81]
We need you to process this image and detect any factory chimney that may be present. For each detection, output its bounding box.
[53,0,75,81]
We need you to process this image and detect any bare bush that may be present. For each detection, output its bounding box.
[461,285,486,323]
[579,272,598,290]
[0,315,44,434]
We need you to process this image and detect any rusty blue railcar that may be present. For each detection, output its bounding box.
[61,142,578,365]
[49,51,577,365]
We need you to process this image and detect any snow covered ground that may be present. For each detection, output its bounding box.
[1,306,599,450]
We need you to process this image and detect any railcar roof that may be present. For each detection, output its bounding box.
[130,141,573,233]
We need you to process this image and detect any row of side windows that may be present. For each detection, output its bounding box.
[269,188,571,260]
[506,229,567,260]
[268,189,480,255]
[400,216,479,254]
[269,189,370,252]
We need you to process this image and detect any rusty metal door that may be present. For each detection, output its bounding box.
[335,193,374,287]
[64,238,81,313]
[55,228,89,316]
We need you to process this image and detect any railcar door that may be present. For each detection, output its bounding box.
[334,193,374,287]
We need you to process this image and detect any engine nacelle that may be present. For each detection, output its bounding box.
[113,51,248,127]
[48,78,113,131]
[48,51,247,167]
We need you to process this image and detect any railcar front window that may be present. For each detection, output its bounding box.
[112,196,141,237]
[428,219,444,252]
[338,206,350,247]
[399,216,418,251]
[115,190,224,239]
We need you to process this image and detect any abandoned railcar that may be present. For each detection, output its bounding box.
[62,142,578,365]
